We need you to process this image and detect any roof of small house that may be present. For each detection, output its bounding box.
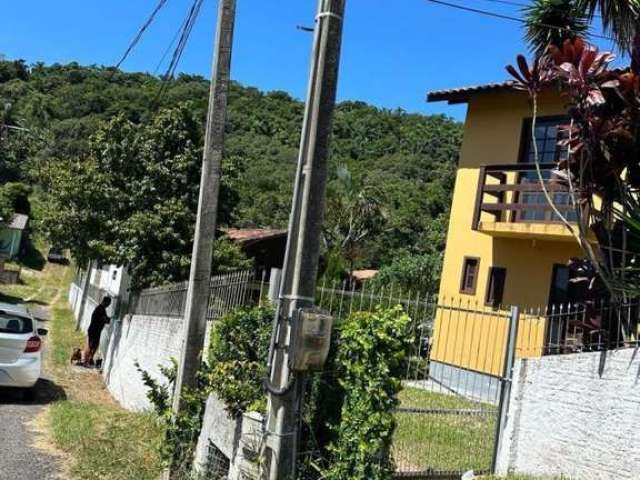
[428,67,630,104]
[5,213,29,231]
[224,228,287,245]
[427,80,516,104]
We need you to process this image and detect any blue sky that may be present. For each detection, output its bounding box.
[0,0,622,120]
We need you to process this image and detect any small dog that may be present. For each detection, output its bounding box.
[70,348,83,365]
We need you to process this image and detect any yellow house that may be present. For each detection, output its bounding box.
[425,82,587,400]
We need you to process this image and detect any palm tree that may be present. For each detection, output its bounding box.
[322,164,386,279]
[524,0,590,55]
[577,0,640,61]
[524,0,640,71]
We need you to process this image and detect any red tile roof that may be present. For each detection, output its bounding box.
[224,228,287,244]
[427,80,516,104]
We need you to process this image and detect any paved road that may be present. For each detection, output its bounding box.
[0,321,64,480]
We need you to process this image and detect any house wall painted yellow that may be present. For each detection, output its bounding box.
[431,89,584,375]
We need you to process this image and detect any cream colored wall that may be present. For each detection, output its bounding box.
[438,90,582,309]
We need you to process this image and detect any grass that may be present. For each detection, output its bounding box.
[392,387,496,474]
[0,244,165,480]
[49,401,163,480]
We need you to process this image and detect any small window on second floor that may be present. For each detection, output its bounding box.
[486,267,507,308]
[460,257,480,295]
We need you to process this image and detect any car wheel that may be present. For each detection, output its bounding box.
[22,387,36,402]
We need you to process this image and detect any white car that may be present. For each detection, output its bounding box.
[0,302,47,399]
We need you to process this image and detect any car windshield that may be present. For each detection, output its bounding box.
[49,248,62,255]
[0,313,33,334]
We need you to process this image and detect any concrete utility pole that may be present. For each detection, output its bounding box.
[172,0,236,410]
[264,1,346,479]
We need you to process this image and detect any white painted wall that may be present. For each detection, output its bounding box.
[102,313,184,411]
[497,348,640,480]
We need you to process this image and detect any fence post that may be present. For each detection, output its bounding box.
[491,305,520,473]
[267,268,282,305]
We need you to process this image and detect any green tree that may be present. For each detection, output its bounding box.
[0,190,13,225]
[523,0,590,55]
[0,182,31,215]
[41,104,236,288]
[0,60,462,284]
[211,237,253,275]
[523,0,640,70]
[371,254,442,294]
[323,164,386,276]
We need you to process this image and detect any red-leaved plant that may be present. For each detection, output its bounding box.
[507,37,640,345]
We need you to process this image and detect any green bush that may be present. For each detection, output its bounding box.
[207,305,273,416]
[136,358,208,479]
[324,306,412,480]
[211,237,253,275]
[371,254,441,294]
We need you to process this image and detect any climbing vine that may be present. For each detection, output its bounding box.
[324,306,412,480]
[206,305,273,417]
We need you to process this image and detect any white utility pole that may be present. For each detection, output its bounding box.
[172,0,236,410]
[263,1,346,479]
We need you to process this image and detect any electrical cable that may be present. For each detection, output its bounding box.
[156,0,205,101]
[115,0,169,70]
[423,0,616,42]
[154,21,185,75]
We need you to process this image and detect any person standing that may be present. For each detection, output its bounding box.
[83,296,112,367]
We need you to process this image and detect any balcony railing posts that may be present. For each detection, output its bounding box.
[473,163,572,226]
[472,166,487,230]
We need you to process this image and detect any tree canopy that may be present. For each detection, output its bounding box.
[0,60,462,287]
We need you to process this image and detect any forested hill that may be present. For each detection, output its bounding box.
[0,59,461,281]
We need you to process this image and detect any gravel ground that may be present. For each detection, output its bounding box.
[0,323,64,480]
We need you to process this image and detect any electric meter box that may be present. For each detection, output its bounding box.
[290,308,334,371]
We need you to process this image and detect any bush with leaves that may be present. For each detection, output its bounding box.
[207,305,273,417]
[371,253,442,294]
[324,306,411,480]
[212,237,253,275]
[135,358,209,479]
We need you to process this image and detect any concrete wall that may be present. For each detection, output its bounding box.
[70,271,263,479]
[102,313,184,411]
[194,394,264,480]
[497,348,640,480]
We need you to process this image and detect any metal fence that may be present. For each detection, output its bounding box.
[70,268,640,478]
[86,282,111,304]
[394,300,512,478]
[301,282,515,478]
[516,299,640,358]
[128,270,254,321]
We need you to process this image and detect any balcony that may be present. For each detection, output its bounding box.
[472,163,577,242]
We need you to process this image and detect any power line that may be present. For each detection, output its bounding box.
[473,0,602,19]
[156,0,205,99]
[163,0,204,80]
[423,0,615,42]
[115,0,169,69]
[474,0,529,8]
[154,18,187,75]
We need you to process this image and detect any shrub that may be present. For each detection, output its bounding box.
[211,237,253,275]
[136,358,208,479]
[324,306,412,480]
[372,254,441,294]
[207,305,273,416]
